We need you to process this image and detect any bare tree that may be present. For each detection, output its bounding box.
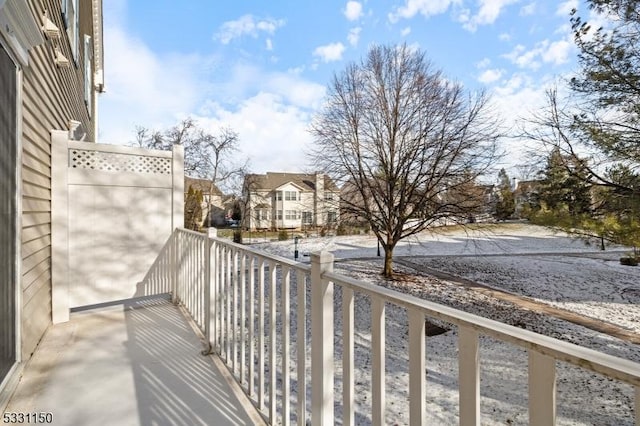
[191,127,248,189]
[132,118,249,226]
[310,44,502,277]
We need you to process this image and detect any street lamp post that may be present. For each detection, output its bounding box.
[294,236,300,260]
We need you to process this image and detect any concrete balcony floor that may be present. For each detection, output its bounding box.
[4,297,264,426]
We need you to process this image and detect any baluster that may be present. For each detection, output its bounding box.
[258,257,266,411]
[296,270,307,426]
[343,287,354,426]
[371,296,386,426]
[226,247,232,363]
[248,256,255,397]
[283,266,291,426]
[233,249,239,375]
[240,252,247,386]
[269,261,278,424]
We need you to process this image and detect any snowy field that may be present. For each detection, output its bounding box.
[247,223,640,425]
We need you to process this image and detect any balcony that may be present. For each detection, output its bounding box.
[4,228,640,425]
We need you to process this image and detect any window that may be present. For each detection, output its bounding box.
[302,211,313,224]
[275,191,282,201]
[285,191,298,201]
[325,192,334,201]
[83,35,93,114]
[256,209,269,221]
[327,211,337,223]
[62,0,79,63]
[276,210,282,220]
[285,210,300,220]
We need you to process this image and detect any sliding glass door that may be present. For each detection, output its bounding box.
[0,43,17,384]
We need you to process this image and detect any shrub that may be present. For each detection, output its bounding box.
[278,230,289,241]
[620,257,638,266]
[233,230,242,244]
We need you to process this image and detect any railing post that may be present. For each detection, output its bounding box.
[459,326,480,426]
[172,231,180,304]
[408,309,426,426]
[171,144,184,234]
[529,350,556,426]
[371,296,386,426]
[635,386,639,426]
[310,251,334,426]
[208,228,218,353]
[202,228,216,353]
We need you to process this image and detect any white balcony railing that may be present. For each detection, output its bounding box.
[153,228,640,426]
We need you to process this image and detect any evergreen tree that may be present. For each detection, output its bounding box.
[526,1,640,254]
[537,148,592,216]
[494,168,515,220]
[184,186,203,230]
[570,0,640,166]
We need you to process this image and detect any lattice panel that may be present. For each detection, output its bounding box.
[69,149,172,175]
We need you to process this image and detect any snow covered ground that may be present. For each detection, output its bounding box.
[247,223,640,425]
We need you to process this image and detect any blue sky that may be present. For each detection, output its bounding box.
[98,0,593,177]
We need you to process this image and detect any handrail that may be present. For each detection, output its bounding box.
[167,228,640,425]
[324,270,640,387]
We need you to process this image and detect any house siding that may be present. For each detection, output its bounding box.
[244,173,340,231]
[18,0,97,359]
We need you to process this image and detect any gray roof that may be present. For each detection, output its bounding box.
[245,172,340,192]
[185,176,223,196]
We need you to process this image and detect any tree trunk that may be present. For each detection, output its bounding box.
[382,246,394,278]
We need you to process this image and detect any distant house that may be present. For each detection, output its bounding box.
[243,172,340,230]
[184,176,224,226]
[513,179,541,217]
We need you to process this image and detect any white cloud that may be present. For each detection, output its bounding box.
[503,35,574,70]
[542,39,572,65]
[344,1,363,21]
[520,2,536,16]
[476,58,491,69]
[499,32,511,42]
[313,42,346,62]
[99,5,325,176]
[556,0,578,17]
[215,15,285,44]
[460,0,519,32]
[266,38,273,51]
[195,93,318,174]
[401,27,411,36]
[389,0,457,23]
[99,25,209,143]
[348,27,362,46]
[478,68,503,84]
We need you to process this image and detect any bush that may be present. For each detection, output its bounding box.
[278,230,289,241]
[233,230,242,244]
[620,256,638,266]
[337,224,348,236]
